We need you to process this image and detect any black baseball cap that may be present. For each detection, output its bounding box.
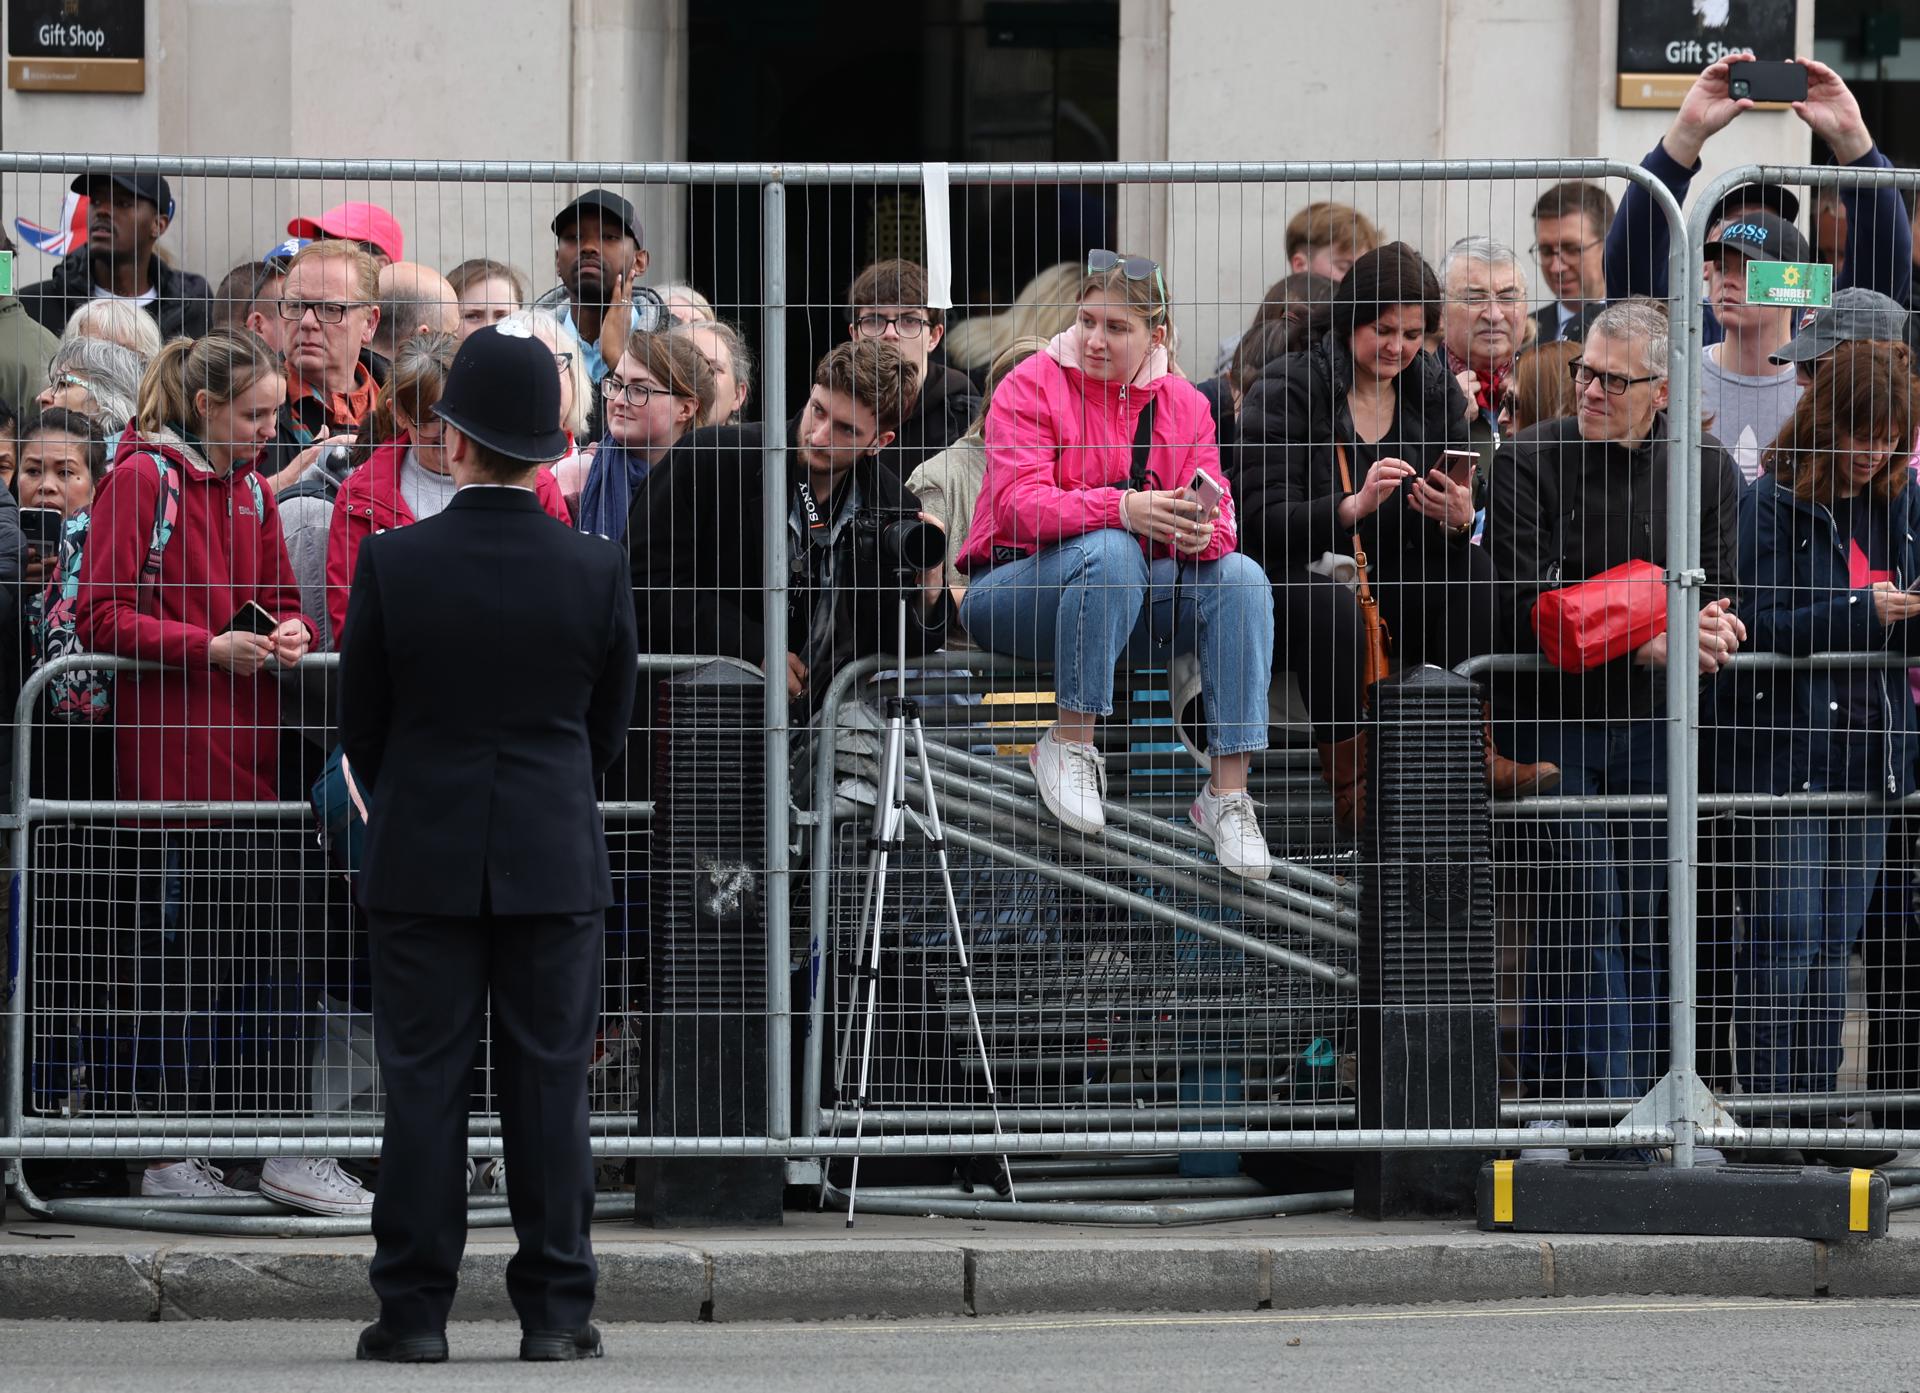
[1710,182,1802,227]
[1770,288,1911,364]
[70,171,174,219]
[431,323,569,464]
[1705,209,1812,266]
[551,189,641,248]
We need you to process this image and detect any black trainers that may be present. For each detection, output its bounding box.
[521,1325,604,1362]
[355,1322,449,1363]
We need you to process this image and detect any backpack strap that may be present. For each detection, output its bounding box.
[1128,397,1157,493]
[135,457,182,616]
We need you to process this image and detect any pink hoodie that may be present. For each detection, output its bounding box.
[956,327,1237,572]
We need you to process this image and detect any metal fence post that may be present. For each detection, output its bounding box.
[761,174,793,1143]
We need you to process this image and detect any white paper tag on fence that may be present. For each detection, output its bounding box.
[922,162,953,311]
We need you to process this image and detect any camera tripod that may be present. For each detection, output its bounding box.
[825,600,1016,1224]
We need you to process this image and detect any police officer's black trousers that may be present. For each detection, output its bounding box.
[367,907,602,1334]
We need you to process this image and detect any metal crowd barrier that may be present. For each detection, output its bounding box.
[13,152,1841,1234]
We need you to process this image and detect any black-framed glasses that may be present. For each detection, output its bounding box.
[1569,360,1662,396]
[1530,239,1602,264]
[1086,248,1168,310]
[853,312,932,339]
[601,374,674,406]
[554,351,575,374]
[278,298,364,324]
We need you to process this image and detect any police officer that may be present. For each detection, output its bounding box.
[340,322,637,1363]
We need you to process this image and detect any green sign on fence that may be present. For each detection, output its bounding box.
[1745,259,1833,309]
[0,251,12,298]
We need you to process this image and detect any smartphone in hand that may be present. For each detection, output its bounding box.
[1439,449,1478,487]
[18,507,63,553]
[1188,468,1227,519]
[222,600,281,637]
[1727,60,1808,105]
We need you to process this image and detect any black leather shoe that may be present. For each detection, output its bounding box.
[356,1322,449,1363]
[520,1325,604,1362]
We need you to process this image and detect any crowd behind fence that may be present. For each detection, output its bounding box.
[5,125,1920,1225]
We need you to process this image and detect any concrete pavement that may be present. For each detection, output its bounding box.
[5,1201,1920,1322]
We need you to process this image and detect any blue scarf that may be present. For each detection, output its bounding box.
[575,434,652,543]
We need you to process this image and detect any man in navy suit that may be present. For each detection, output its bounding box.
[340,324,637,1363]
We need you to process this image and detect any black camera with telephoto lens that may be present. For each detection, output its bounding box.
[849,506,943,590]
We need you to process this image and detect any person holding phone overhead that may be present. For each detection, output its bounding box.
[340,325,637,1363]
[74,330,379,1217]
[1237,243,1558,831]
[956,250,1276,880]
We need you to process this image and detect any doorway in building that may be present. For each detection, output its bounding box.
[682,0,1121,413]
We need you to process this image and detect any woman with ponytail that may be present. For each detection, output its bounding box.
[76,329,374,1217]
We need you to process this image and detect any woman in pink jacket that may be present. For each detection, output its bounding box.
[956,251,1275,879]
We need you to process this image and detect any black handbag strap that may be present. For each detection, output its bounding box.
[1128,397,1157,492]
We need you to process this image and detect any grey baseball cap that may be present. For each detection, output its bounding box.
[1770,287,1911,365]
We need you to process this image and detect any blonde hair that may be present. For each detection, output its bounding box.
[659,282,715,322]
[500,307,590,438]
[286,238,380,301]
[962,334,1049,439]
[135,330,283,436]
[946,262,1082,371]
[63,298,164,362]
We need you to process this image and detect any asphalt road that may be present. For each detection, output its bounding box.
[6,1298,1918,1392]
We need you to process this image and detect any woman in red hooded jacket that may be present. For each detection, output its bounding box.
[76,328,373,1217]
[957,252,1275,880]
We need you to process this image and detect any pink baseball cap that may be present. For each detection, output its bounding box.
[286,201,404,262]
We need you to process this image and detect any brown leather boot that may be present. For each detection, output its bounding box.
[1483,719,1559,799]
[1314,733,1367,832]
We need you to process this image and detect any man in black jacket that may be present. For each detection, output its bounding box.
[1529,181,1612,345]
[339,325,637,1364]
[18,173,210,341]
[846,259,979,479]
[1485,298,1746,1107]
[628,338,945,729]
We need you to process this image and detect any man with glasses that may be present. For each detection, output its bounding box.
[263,240,386,495]
[1485,299,1746,1111]
[1439,236,1530,458]
[1530,182,1614,345]
[19,172,211,342]
[845,259,978,479]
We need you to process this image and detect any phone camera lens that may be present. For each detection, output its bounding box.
[1730,80,1749,97]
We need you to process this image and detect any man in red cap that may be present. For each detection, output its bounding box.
[288,201,405,268]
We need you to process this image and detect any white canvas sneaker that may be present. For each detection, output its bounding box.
[1030,728,1107,835]
[260,1156,374,1216]
[141,1159,243,1199]
[1189,785,1272,881]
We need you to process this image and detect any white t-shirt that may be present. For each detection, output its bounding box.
[89,283,158,306]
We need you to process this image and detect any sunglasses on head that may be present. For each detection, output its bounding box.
[1086,249,1168,313]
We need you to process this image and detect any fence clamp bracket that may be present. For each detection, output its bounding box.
[1674,568,1709,590]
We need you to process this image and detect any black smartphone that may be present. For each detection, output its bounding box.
[222,600,281,637]
[1728,60,1808,105]
[18,507,63,552]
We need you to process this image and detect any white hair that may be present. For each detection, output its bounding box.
[498,306,591,439]
[63,298,164,363]
[1440,235,1527,295]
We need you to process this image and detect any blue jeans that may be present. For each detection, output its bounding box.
[1738,814,1888,1105]
[959,529,1274,756]
[1513,718,1669,1100]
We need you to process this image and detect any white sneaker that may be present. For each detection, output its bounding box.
[1518,1120,1572,1162]
[1030,728,1107,835]
[471,1158,507,1195]
[141,1159,243,1199]
[260,1156,374,1216]
[1188,785,1272,881]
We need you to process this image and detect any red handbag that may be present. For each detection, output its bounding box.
[1532,559,1668,673]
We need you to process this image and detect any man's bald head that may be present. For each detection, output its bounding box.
[373,262,460,359]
